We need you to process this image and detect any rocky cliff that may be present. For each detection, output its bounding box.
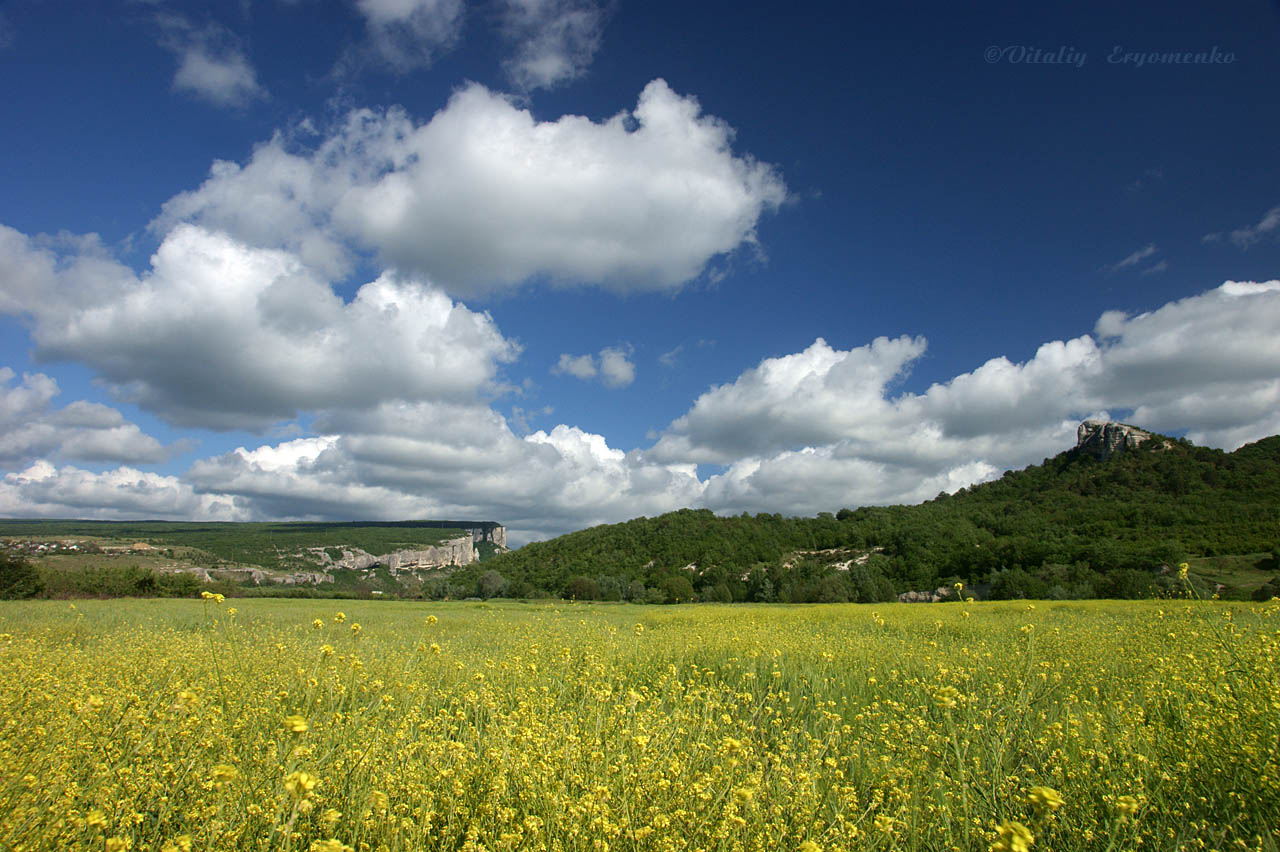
[383,536,476,574]
[1076,420,1158,460]
[315,534,479,574]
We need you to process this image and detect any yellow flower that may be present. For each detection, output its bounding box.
[284,770,318,799]
[86,809,108,830]
[211,764,239,784]
[310,841,353,852]
[1114,795,1141,817]
[285,714,309,733]
[633,623,644,635]
[429,643,441,654]
[105,838,131,852]
[312,618,324,630]
[369,790,389,813]
[334,612,346,623]
[733,787,755,805]
[1178,562,1190,579]
[874,814,895,833]
[321,808,342,827]
[1027,786,1064,812]
[426,615,438,625]
[798,842,822,852]
[350,623,361,634]
[932,686,961,709]
[989,820,1033,852]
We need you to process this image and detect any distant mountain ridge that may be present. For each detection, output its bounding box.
[467,423,1280,601]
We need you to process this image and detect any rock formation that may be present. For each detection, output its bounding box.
[1076,420,1155,461]
[383,536,476,574]
[897,586,956,603]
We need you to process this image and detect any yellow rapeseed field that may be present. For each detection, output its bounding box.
[0,596,1277,852]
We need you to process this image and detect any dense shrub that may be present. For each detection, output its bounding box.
[0,554,42,599]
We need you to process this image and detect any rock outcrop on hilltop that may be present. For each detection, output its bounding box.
[1076,420,1158,460]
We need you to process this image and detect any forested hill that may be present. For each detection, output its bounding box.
[473,431,1280,602]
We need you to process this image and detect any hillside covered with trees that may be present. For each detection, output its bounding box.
[459,431,1280,602]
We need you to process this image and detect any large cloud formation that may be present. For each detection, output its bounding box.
[153,79,788,296]
[1,273,1276,541]
[1,235,1276,539]
[650,279,1280,517]
[0,369,171,467]
[0,224,517,429]
[184,403,703,542]
[0,461,240,521]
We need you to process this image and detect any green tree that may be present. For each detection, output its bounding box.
[564,576,600,601]
[989,567,1047,600]
[595,575,624,601]
[0,553,42,599]
[1103,568,1156,599]
[814,574,849,603]
[704,583,733,603]
[659,574,694,604]
[477,570,507,599]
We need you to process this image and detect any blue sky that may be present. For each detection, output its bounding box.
[1,0,1278,543]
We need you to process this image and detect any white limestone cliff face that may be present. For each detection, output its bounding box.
[1076,420,1156,460]
[384,536,477,574]
[312,536,479,574]
[485,526,508,550]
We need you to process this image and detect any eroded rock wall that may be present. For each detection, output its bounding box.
[1076,420,1154,460]
[384,535,477,574]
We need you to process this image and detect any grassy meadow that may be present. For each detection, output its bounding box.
[0,597,1276,852]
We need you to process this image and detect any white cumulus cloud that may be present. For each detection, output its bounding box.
[154,80,788,297]
[0,368,172,466]
[0,461,241,521]
[182,277,1278,534]
[553,345,635,387]
[598,346,635,388]
[0,224,519,430]
[187,402,703,543]
[650,335,928,464]
[654,279,1280,518]
[553,352,598,380]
